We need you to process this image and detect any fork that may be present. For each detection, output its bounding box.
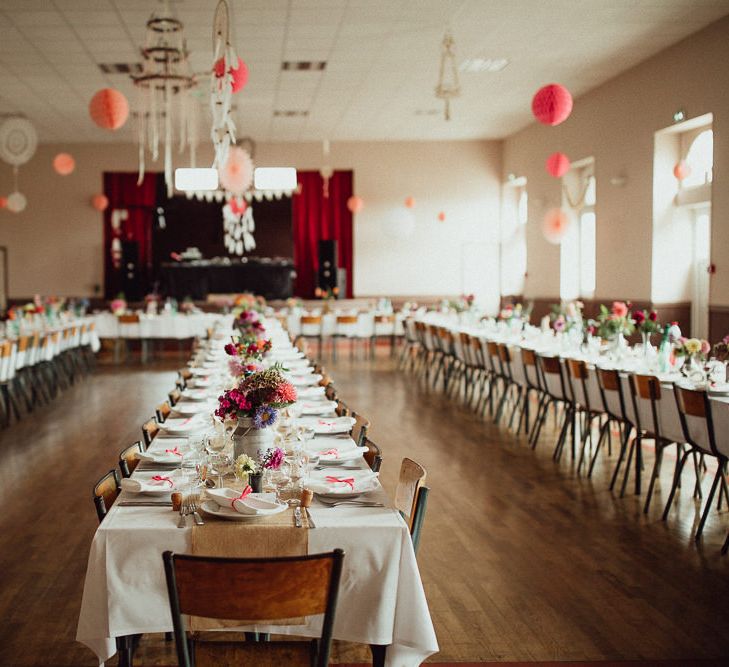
[189,498,204,525]
[316,498,384,508]
[177,502,188,528]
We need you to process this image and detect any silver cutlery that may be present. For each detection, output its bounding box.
[293,506,303,528]
[315,498,384,508]
[177,502,189,528]
[305,507,316,528]
[119,501,173,507]
[314,464,361,471]
[190,499,204,526]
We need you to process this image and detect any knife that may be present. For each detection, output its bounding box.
[305,507,316,528]
[293,506,303,528]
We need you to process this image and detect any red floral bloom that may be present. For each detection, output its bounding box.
[273,382,297,404]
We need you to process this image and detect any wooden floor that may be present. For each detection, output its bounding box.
[1,350,729,666]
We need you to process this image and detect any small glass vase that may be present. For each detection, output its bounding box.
[641,331,651,357]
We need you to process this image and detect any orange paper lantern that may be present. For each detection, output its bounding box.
[545,152,570,178]
[437,211,446,222]
[53,153,75,175]
[532,84,573,126]
[89,88,129,131]
[542,208,570,244]
[347,195,364,213]
[91,194,109,211]
[0,196,7,209]
[219,147,254,194]
[673,160,691,181]
[404,196,416,209]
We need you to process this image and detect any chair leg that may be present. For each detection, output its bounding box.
[620,435,637,498]
[609,424,631,491]
[643,446,664,514]
[370,644,387,667]
[695,465,723,542]
[662,449,692,521]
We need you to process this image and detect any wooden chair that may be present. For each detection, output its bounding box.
[142,417,160,447]
[665,386,727,544]
[119,441,145,478]
[324,383,337,401]
[565,358,604,475]
[169,388,182,407]
[156,401,172,423]
[93,469,121,522]
[297,315,324,359]
[362,436,383,473]
[531,355,570,456]
[115,313,144,364]
[351,411,370,447]
[395,458,429,554]
[162,549,345,667]
[332,314,361,360]
[177,368,193,390]
[335,399,350,417]
[372,314,397,358]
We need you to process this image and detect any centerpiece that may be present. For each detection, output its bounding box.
[596,301,635,354]
[234,308,266,338]
[224,336,271,378]
[215,365,297,460]
[631,308,661,356]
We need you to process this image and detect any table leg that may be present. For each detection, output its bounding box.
[370,643,387,667]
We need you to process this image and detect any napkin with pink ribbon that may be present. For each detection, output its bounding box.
[120,475,176,493]
[307,470,379,495]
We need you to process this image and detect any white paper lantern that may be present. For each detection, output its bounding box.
[6,191,27,213]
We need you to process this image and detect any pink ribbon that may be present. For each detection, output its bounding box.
[318,420,337,426]
[151,475,174,487]
[319,448,339,458]
[165,447,183,457]
[231,485,253,509]
[180,417,193,426]
[325,476,355,490]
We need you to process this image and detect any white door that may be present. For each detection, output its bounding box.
[691,206,711,339]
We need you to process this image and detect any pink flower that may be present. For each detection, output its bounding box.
[611,301,628,318]
[632,310,645,326]
[273,381,297,404]
[701,340,711,355]
[648,310,658,322]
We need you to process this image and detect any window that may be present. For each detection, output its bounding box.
[682,129,713,188]
[500,178,527,296]
[560,162,596,300]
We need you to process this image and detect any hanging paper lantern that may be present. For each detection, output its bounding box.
[230,197,248,215]
[0,196,7,210]
[219,147,254,194]
[89,88,129,131]
[91,194,109,211]
[545,152,570,178]
[437,211,446,222]
[542,208,570,244]
[532,84,573,126]
[6,192,27,213]
[404,196,416,209]
[673,160,691,181]
[214,57,249,93]
[53,153,75,175]
[347,196,364,213]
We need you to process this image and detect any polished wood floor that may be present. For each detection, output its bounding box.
[1,349,728,666]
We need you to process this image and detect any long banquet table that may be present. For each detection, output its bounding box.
[77,318,438,666]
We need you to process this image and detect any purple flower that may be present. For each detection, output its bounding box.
[252,405,278,429]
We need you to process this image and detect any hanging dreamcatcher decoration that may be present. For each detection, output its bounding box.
[210,0,238,170]
[0,117,37,213]
[132,0,198,196]
[434,30,460,121]
[223,197,256,255]
[320,139,333,198]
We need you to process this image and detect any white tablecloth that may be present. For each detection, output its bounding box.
[92,313,232,340]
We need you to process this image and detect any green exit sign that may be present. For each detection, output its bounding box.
[673,109,686,123]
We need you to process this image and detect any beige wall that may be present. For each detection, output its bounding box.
[0,139,502,302]
[502,16,729,305]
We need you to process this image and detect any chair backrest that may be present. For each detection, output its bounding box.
[374,314,394,324]
[162,549,345,667]
[142,417,160,446]
[336,315,358,325]
[93,469,121,522]
[566,358,589,409]
[362,436,382,473]
[119,441,144,478]
[324,383,337,401]
[301,315,322,325]
[351,411,370,447]
[596,367,627,421]
[395,457,427,530]
[335,399,350,417]
[156,401,172,423]
[629,374,662,438]
[674,386,718,456]
[168,388,182,406]
[118,314,140,324]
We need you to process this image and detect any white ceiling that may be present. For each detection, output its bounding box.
[0,0,727,144]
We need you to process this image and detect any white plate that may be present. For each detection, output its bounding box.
[181,389,214,402]
[189,377,213,388]
[300,400,338,415]
[300,416,355,435]
[199,499,288,521]
[161,416,207,435]
[120,474,178,494]
[297,386,326,398]
[709,383,729,396]
[306,443,366,464]
[172,402,214,416]
[288,373,323,387]
[189,367,213,376]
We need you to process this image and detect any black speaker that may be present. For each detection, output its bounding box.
[317,240,338,291]
[121,241,142,301]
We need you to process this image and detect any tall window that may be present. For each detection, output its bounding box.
[500,178,527,296]
[560,161,596,300]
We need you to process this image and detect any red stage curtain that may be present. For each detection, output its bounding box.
[292,170,353,298]
[102,172,158,299]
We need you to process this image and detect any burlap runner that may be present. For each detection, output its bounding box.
[189,502,309,630]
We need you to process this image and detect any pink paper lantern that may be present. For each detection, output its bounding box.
[437,211,446,222]
[219,147,254,194]
[230,197,248,215]
[545,152,570,178]
[214,57,249,93]
[0,196,6,210]
[532,84,573,126]
[347,195,364,213]
[89,88,129,131]
[404,196,416,209]
[673,160,691,181]
[53,153,75,175]
[542,208,570,244]
[91,194,109,211]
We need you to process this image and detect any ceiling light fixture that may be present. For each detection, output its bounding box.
[459,57,509,73]
[434,30,460,121]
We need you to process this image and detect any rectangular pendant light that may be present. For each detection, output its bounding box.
[254,167,297,191]
[174,168,219,191]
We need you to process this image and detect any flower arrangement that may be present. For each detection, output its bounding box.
[285,297,304,309]
[631,308,661,335]
[110,293,127,315]
[550,300,583,333]
[674,337,711,359]
[712,334,729,362]
[498,303,523,322]
[447,294,475,314]
[224,337,272,362]
[315,286,339,300]
[234,309,266,337]
[596,301,635,339]
[234,453,259,480]
[260,446,285,470]
[215,365,297,428]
